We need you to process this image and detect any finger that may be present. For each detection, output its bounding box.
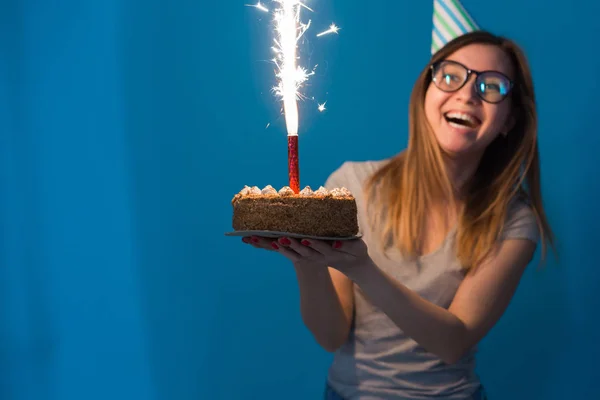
[301,239,336,256]
[278,237,321,258]
[247,236,278,251]
[330,239,368,255]
[242,236,267,250]
[272,241,302,263]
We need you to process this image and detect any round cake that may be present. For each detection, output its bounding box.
[231,185,359,238]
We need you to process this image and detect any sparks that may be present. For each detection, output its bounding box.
[245,2,269,12]
[247,1,339,134]
[271,0,315,137]
[316,23,340,37]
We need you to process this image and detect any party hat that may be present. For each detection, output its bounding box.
[431,0,479,55]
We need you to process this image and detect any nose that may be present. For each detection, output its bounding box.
[454,74,480,104]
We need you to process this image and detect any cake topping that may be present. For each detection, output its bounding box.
[314,186,329,196]
[278,186,295,196]
[299,186,314,196]
[239,185,252,195]
[261,185,278,195]
[235,184,351,199]
[330,187,353,197]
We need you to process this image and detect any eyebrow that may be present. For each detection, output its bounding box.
[445,58,513,79]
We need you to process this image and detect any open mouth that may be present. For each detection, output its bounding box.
[444,112,481,129]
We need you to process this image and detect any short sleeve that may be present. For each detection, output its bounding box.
[324,162,352,190]
[500,200,540,244]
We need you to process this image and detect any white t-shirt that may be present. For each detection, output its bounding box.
[324,160,540,400]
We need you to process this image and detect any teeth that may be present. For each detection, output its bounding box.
[445,112,479,125]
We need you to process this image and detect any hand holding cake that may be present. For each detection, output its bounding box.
[271,236,372,277]
[242,235,329,269]
[241,234,372,280]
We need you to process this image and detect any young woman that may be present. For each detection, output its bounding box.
[243,31,554,400]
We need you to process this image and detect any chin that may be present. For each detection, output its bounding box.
[440,142,489,163]
[438,138,476,157]
[440,147,469,159]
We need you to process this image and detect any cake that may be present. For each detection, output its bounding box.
[231,185,359,238]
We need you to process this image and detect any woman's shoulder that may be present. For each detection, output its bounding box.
[325,158,392,190]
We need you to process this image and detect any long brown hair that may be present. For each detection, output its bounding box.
[365,31,555,270]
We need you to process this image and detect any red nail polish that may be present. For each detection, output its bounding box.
[279,237,291,246]
[251,236,260,244]
[271,242,279,250]
[333,241,342,249]
[301,240,311,246]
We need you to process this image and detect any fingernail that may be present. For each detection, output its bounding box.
[271,242,279,250]
[279,237,291,246]
[301,240,311,246]
[242,237,251,244]
[333,241,342,249]
[251,236,260,244]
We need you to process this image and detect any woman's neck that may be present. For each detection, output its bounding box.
[442,151,483,197]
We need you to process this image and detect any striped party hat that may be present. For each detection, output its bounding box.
[431,0,479,55]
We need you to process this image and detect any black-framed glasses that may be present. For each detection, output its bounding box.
[430,60,514,104]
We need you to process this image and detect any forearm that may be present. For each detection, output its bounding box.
[349,262,469,363]
[294,265,351,352]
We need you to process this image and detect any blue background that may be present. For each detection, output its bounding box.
[0,0,598,399]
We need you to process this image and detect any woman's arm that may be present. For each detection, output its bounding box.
[248,236,354,352]
[294,265,354,352]
[331,238,536,364]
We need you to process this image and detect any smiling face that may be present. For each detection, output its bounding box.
[424,44,515,159]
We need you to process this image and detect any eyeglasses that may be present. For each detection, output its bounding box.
[430,60,514,104]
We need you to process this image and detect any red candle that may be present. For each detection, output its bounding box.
[288,135,299,193]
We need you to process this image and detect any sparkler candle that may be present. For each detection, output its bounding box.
[288,135,299,193]
[272,0,312,193]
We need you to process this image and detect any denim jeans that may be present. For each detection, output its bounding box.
[324,383,488,400]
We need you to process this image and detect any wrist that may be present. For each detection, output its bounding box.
[344,258,380,285]
[293,262,330,279]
